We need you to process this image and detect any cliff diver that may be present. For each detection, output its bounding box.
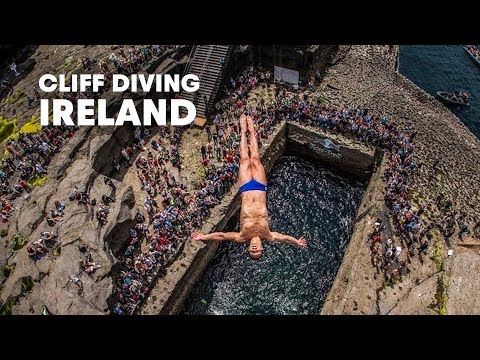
[192,115,306,260]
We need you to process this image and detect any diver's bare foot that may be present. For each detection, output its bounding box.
[192,232,205,241]
[240,115,247,133]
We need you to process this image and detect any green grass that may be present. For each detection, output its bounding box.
[0,275,37,316]
[2,263,15,279]
[27,175,48,187]
[191,163,206,190]
[21,276,34,294]
[439,302,447,315]
[433,232,443,272]
[315,96,329,105]
[0,229,7,238]
[386,274,400,288]
[0,297,17,315]
[0,114,41,146]
[63,55,74,69]
[20,116,41,134]
[12,234,28,251]
[2,90,26,106]
[0,117,17,144]
[53,246,61,257]
[435,275,449,315]
[428,233,449,315]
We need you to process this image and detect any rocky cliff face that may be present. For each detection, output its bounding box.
[0,46,190,314]
[0,126,128,314]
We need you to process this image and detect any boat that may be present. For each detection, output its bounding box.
[463,46,480,67]
[436,91,470,106]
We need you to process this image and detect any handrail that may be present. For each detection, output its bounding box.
[182,45,197,77]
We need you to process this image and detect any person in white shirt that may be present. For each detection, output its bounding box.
[10,62,19,76]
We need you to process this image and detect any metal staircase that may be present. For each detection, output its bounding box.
[181,45,233,119]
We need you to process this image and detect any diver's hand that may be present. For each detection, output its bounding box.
[192,232,205,241]
[296,237,307,247]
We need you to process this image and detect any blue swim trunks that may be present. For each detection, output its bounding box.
[239,179,267,193]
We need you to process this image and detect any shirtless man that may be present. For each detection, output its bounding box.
[192,115,306,259]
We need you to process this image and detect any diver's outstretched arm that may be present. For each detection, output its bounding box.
[192,231,242,242]
[270,232,307,247]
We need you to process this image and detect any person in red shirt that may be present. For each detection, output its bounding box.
[19,180,31,193]
[160,236,168,247]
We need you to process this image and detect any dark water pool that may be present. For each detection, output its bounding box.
[182,155,365,315]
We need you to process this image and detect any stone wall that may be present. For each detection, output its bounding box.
[287,122,374,181]
[321,154,386,314]
[0,50,190,315]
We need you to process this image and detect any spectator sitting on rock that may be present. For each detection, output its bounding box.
[113,159,121,172]
[104,176,116,192]
[35,163,48,175]
[102,194,115,205]
[459,223,469,240]
[54,200,65,215]
[1,209,12,222]
[68,275,83,291]
[69,187,79,201]
[121,147,130,162]
[80,259,101,274]
[41,231,57,242]
[96,206,110,225]
[50,207,63,219]
[135,209,145,223]
[78,192,90,206]
[27,244,46,261]
[10,62,20,76]
[19,180,31,193]
[113,303,124,315]
[12,184,24,197]
[32,238,48,253]
[27,94,37,107]
[46,209,63,225]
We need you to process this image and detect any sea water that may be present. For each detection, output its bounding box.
[399,45,480,140]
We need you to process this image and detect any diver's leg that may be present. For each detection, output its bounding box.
[239,115,252,187]
[247,116,267,185]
